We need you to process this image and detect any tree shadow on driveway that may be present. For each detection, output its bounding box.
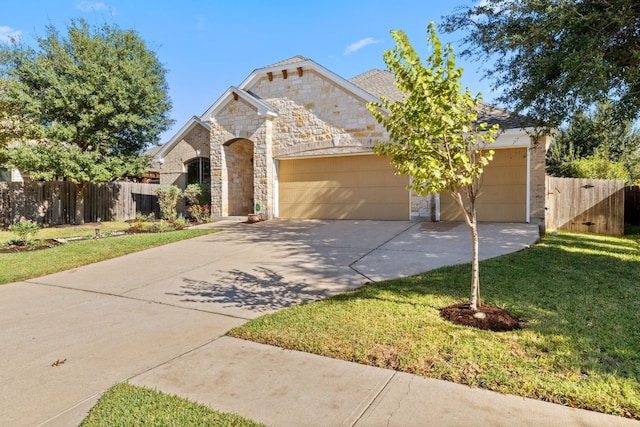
[168,266,332,313]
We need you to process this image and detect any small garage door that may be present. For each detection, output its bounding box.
[278,155,409,220]
[440,148,527,222]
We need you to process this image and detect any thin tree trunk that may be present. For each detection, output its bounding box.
[450,191,481,311]
[469,216,480,311]
[75,183,86,225]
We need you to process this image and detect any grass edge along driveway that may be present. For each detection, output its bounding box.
[229,231,640,420]
[0,227,219,285]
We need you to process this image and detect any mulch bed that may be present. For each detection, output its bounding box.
[440,302,525,332]
[0,239,64,254]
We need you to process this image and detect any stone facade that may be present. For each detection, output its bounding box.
[155,56,547,225]
[204,65,403,220]
[157,120,210,213]
[411,190,434,220]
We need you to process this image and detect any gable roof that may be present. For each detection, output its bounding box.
[156,56,536,159]
[349,69,402,103]
[153,115,210,161]
[348,68,534,130]
[196,55,380,125]
[266,55,311,68]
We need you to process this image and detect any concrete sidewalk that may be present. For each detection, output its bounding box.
[0,219,637,426]
[131,337,638,427]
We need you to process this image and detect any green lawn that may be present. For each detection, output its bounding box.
[229,231,640,419]
[0,223,218,284]
[81,383,267,427]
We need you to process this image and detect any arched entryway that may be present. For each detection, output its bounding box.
[224,138,254,215]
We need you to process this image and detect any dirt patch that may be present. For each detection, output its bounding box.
[365,343,400,369]
[440,302,525,332]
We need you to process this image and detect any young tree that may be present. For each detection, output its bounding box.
[368,22,499,311]
[0,19,173,223]
[443,0,640,126]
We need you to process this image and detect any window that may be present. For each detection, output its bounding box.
[187,157,210,187]
[0,168,11,181]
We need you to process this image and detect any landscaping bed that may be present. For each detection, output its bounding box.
[0,238,64,253]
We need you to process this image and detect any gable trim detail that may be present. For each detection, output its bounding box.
[153,116,210,162]
[201,86,279,122]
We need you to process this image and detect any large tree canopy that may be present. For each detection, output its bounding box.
[0,19,173,222]
[547,103,640,182]
[443,0,640,126]
[0,18,173,153]
[368,22,498,311]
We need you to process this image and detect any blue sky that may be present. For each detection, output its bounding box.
[1,0,492,144]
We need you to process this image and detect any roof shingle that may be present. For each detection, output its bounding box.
[349,68,533,130]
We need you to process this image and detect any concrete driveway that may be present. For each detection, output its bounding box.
[0,219,545,426]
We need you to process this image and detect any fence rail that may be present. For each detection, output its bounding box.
[0,181,160,228]
[545,176,625,236]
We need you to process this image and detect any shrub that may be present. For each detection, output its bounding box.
[155,220,171,233]
[154,185,182,221]
[183,183,206,205]
[135,211,156,222]
[173,217,186,230]
[11,219,40,243]
[573,154,629,182]
[188,204,210,222]
[184,183,211,222]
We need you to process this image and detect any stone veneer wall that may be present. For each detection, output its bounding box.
[207,95,275,218]
[254,70,387,157]
[411,191,433,220]
[529,134,550,230]
[207,67,410,220]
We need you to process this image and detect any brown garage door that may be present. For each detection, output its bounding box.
[440,148,527,222]
[278,155,409,220]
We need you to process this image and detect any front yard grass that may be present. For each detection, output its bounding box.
[0,224,218,284]
[81,383,267,427]
[229,231,640,419]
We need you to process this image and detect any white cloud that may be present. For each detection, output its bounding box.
[344,37,380,56]
[0,25,22,43]
[76,1,109,12]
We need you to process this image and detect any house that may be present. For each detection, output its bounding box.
[0,167,24,182]
[153,56,550,227]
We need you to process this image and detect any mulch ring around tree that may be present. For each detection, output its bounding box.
[440,302,526,332]
[0,239,64,254]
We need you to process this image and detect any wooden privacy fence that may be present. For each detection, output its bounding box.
[545,176,625,236]
[625,186,640,226]
[0,181,160,228]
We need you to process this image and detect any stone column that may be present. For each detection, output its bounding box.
[252,118,275,219]
[529,134,551,231]
[208,125,228,218]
